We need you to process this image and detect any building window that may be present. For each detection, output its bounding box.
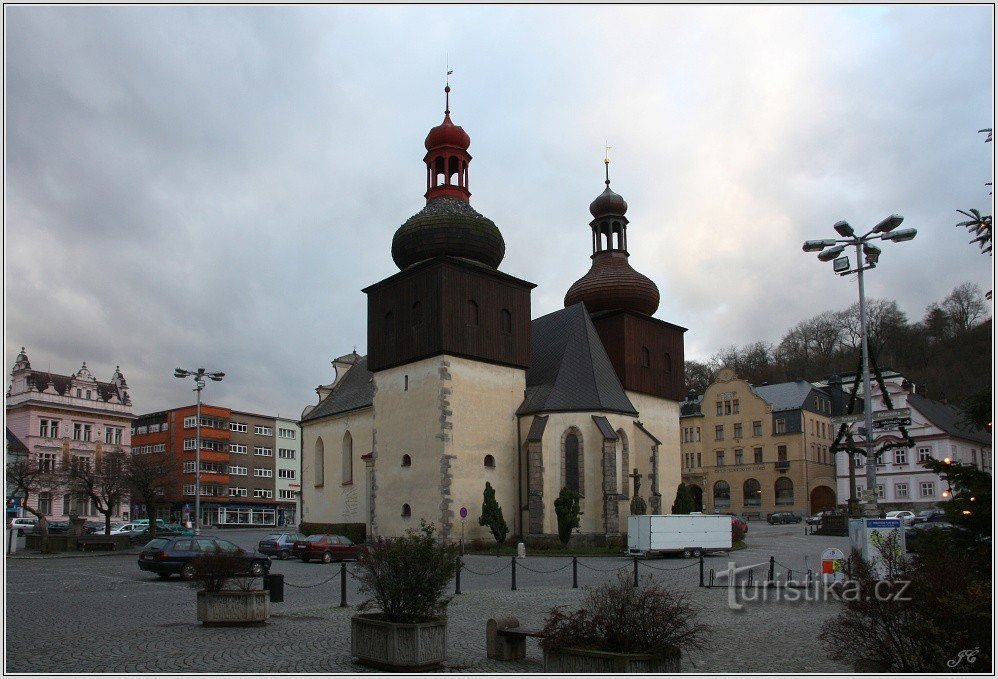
[314,437,325,487]
[640,346,650,367]
[401,454,411,467]
[278,448,296,459]
[37,493,52,515]
[228,487,248,497]
[716,402,723,416]
[715,425,724,441]
[753,447,763,464]
[184,439,196,451]
[853,454,863,469]
[695,427,701,442]
[278,489,296,500]
[254,489,274,499]
[743,478,761,506]
[753,421,762,437]
[775,418,786,434]
[38,452,57,472]
[920,481,935,498]
[775,477,795,505]
[254,468,274,478]
[184,416,197,428]
[732,399,740,414]
[713,480,731,508]
[278,469,296,479]
[228,465,247,476]
[467,300,479,326]
[39,419,60,438]
[696,451,701,467]
[663,353,672,373]
[230,422,248,433]
[971,449,978,466]
[500,309,512,334]
[734,449,743,465]
[254,447,273,457]
[716,451,725,466]
[278,427,296,439]
[876,484,885,499]
[184,461,196,473]
[231,444,248,455]
[254,426,274,436]
[484,454,496,468]
[917,447,931,463]
[733,423,743,439]
[342,431,353,484]
[183,484,196,496]
[565,432,581,494]
[895,482,909,499]
[894,449,907,465]
[777,445,788,462]
[72,423,92,441]
[104,427,123,445]
[402,504,412,518]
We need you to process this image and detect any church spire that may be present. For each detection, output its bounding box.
[423,81,472,202]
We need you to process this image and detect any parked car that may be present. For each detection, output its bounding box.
[8,517,38,535]
[885,510,916,526]
[46,521,70,534]
[130,526,188,544]
[806,510,837,526]
[729,514,748,535]
[911,509,947,524]
[258,533,305,560]
[292,534,366,563]
[83,521,107,534]
[904,521,959,552]
[137,535,272,580]
[767,511,802,525]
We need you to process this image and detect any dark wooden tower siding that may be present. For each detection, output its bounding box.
[590,310,686,401]
[364,257,534,373]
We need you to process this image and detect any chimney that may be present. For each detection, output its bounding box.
[915,384,928,396]
[826,374,846,416]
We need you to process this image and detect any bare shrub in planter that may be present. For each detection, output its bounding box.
[541,573,710,671]
[189,550,268,626]
[188,551,259,593]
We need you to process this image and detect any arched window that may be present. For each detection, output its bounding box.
[314,437,325,487]
[412,301,422,327]
[775,477,795,505]
[342,431,353,484]
[484,454,495,468]
[401,504,412,518]
[617,429,630,498]
[743,478,761,506]
[641,346,650,367]
[401,454,411,467]
[563,429,582,495]
[384,312,394,338]
[467,300,479,326]
[664,353,672,373]
[713,480,731,508]
[500,309,512,334]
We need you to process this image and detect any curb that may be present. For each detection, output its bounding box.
[7,550,142,560]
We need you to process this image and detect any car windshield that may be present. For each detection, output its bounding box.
[264,534,282,541]
[145,538,169,550]
[305,535,325,543]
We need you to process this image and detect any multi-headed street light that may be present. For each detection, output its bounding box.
[804,214,916,515]
[174,367,225,534]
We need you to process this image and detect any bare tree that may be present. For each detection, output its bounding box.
[838,299,908,360]
[5,453,63,548]
[683,359,717,395]
[125,453,176,539]
[941,282,987,333]
[776,311,843,379]
[65,449,129,535]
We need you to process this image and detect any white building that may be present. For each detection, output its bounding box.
[274,417,302,526]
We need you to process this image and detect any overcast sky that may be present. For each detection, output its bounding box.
[4,5,994,419]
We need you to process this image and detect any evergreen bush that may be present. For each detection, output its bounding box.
[554,488,581,544]
[478,481,508,549]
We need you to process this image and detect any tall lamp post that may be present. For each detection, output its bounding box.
[803,215,916,515]
[174,367,225,534]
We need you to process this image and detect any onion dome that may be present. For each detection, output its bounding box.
[391,82,505,270]
[565,252,660,316]
[590,185,628,218]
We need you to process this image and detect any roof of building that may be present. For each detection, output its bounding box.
[751,380,825,412]
[592,415,619,440]
[6,427,28,453]
[525,415,549,442]
[518,303,637,416]
[20,371,124,404]
[908,393,992,446]
[301,356,375,423]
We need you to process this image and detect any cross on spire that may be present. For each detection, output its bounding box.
[604,142,612,186]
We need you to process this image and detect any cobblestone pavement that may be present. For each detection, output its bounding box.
[5,523,853,673]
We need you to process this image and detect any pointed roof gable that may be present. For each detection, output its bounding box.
[907,393,991,446]
[518,303,637,416]
[302,355,375,422]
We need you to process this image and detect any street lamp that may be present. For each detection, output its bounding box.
[174,367,225,534]
[803,214,916,515]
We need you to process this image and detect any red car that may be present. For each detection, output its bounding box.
[292,534,365,563]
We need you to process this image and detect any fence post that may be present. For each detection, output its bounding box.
[455,556,462,595]
[633,556,639,587]
[572,556,578,589]
[768,556,775,583]
[511,556,517,591]
[339,562,348,607]
[699,554,704,588]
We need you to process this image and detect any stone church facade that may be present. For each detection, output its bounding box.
[300,86,686,543]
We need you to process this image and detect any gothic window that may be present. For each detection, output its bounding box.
[314,437,325,487]
[402,504,412,518]
[484,454,496,468]
[500,309,512,334]
[775,477,794,505]
[713,480,731,508]
[563,429,583,496]
[641,346,650,367]
[663,353,672,373]
[401,454,411,467]
[467,300,479,326]
[342,431,353,484]
[617,429,630,498]
[743,478,761,506]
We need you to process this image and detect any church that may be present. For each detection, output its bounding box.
[300,86,687,544]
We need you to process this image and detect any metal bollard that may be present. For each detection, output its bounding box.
[263,573,284,603]
[455,556,462,595]
[339,562,348,607]
[511,556,517,591]
[572,556,578,589]
[699,554,705,588]
[633,556,639,587]
[768,556,775,583]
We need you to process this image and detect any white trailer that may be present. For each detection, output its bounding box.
[627,514,732,558]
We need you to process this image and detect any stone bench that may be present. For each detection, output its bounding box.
[77,535,128,551]
[486,616,549,661]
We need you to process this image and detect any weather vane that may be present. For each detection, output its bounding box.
[604,141,612,185]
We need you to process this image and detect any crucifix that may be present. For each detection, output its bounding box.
[628,468,642,497]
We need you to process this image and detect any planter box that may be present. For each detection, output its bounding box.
[196,590,269,626]
[543,645,680,673]
[26,534,70,552]
[351,613,446,671]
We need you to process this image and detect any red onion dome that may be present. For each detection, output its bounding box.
[424,113,471,151]
[564,252,660,316]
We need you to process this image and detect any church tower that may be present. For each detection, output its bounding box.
[363,85,535,540]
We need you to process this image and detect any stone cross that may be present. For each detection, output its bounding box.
[628,468,643,497]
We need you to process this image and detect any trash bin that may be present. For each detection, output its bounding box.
[263,573,284,603]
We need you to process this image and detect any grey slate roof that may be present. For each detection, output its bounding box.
[6,427,28,453]
[908,393,992,446]
[301,356,375,423]
[526,415,549,442]
[751,380,824,412]
[518,303,637,416]
[592,415,619,440]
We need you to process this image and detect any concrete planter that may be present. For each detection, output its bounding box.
[542,645,681,673]
[350,613,447,671]
[196,590,269,626]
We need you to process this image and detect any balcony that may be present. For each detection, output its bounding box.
[775,460,790,471]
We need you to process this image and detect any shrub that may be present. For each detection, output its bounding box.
[478,481,508,549]
[554,488,580,545]
[187,550,258,593]
[541,573,711,657]
[299,522,366,545]
[671,483,694,514]
[354,520,458,623]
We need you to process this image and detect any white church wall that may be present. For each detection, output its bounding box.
[299,407,373,527]
[626,391,682,515]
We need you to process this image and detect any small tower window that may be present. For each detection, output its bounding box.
[664,352,672,373]
[641,346,650,367]
[500,309,512,334]
[384,312,394,338]
[404,375,409,391]
[484,454,496,468]
[467,300,479,326]
[401,504,412,518]
[412,301,422,327]
[401,454,412,467]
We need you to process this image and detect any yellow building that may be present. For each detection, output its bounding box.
[679,368,837,517]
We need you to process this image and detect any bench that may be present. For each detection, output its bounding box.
[77,535,122,551]
[486,616,549,660]
[744,511,761,521]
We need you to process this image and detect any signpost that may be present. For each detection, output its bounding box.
[832,408,911,428]
[820,547,846,583]
[459,507,468,556]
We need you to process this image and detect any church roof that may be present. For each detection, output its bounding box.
[518,303,637,416]
[302,356,375,422]
[907,393,991,445]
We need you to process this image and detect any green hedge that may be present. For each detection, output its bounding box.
[299,522,367,544]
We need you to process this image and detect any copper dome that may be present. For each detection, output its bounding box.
[589,185,628,218]
[564,252,660,316]
[392,197,505,270]
[424,113,471,151]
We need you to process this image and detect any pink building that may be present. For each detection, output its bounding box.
[5,348,135,520]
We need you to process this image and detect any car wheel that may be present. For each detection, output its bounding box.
[180,563,196,581]
[279,550,289,560]
[249,561,264,577]
[321,551,333,564]
[682,548,692,559]
[692,548,703,558]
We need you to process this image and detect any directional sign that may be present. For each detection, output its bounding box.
[831,413,864,426]
[873,417,911,430]
[873,408,910,421]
